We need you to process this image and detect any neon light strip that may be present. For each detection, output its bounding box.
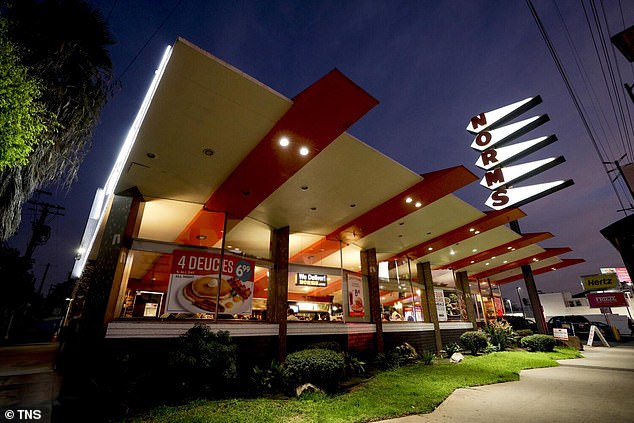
[71,46,173,279]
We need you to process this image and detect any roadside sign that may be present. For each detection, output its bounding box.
[553,328,569,340]
[587,292,627,308]
[581,273,618,291]
[587,325,610,347]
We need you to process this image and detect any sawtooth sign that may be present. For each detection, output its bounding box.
[467,96,574,210]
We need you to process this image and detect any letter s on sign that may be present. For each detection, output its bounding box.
[491,189,509,207]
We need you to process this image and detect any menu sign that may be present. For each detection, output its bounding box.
[347,274,365,317]
[296,273,327,287]
[166,250,255,315]
[435,289,448,321]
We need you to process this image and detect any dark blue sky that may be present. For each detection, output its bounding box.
[10,0,633,300]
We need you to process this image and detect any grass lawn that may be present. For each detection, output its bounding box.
[130,347,581,423]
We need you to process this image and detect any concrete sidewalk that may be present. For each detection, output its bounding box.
[0,343,61,423]
[380,343,634,423]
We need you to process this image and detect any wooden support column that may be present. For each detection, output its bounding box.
[268,226,290,362]
[417,262,443,354]
[361,248,384,353]
[455,271,478,330]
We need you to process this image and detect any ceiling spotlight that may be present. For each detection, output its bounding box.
[474,230,481,234]
[450,250,456,255]
[299,146,309,156]
[470,260,475,264]
[485,262,490,266]
[279,137,290,147]
[406,197,413,203]
[503,260,508,264]
[415,202,422,207]
[428,247,433,251]
[469,228,475,232]
[507,246,513,250]
[472,249,478,252]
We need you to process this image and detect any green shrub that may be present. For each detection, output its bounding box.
[515,329,534,338]
[521,334,556,352]
[342,352,366,378]
[305,341,342,352]
[374,343,419,369]
[442,342,461,358]
[283,348,345,392]
[484,320,513,351]
[460,331,489,355]
[167,324,237,395]
[251,359,285,395]
[420,350,435,365]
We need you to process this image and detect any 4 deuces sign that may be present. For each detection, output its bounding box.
[466,96,574,210]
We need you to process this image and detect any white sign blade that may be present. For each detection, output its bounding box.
[480,156,566,190]
[470,115,549,151]
[466,96,542,134]
[485,180,574,210]
[475,135,557,170]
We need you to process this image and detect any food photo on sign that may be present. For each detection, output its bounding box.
[165,250,255,315]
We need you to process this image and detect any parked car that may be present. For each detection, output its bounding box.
[502,315,538,332]
[547,315,591,338]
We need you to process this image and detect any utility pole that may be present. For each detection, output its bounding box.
[23,192,65,265]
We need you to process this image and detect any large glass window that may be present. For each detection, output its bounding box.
[379,258,424,322]
[431,269,468,322]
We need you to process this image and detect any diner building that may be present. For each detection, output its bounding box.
[70,38,584,360]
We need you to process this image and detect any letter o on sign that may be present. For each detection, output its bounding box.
[475,131,492,147]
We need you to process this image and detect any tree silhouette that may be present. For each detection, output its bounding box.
[0,0,114,240]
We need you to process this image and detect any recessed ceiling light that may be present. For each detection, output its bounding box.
[350,204,356,208]
[399,222,404,226]
[551,267,557,271]
[299,146,309,156]
[469,228,475,232]
[503,260,508,264]
[202,148,215,156]
[507,246,513,250]
[301,186,308,191]
[428,247,433,251]
[450,250,456,255]
[195,235,207,240]
[415,202,422,207]
[485,262,490,266]
[279,137,290,147]
[533,258,538,261]
[310,207,317,211]
[492,256,496,259]
[474,230,481,234]
[146,152,157,159]
[406,197,413,203]
[470,260,475,264]
[472,249,477,252]
[398,234,403,238]
[227,245,233,249]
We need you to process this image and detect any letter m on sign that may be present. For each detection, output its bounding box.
[484,168,505,188]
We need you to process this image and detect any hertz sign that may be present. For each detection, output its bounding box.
[467,97,574,210]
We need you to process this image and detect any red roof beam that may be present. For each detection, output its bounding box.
[492,258,586,285]
[386,208,526,262]
[439,231,553,270]
[205,69,378,219]
[327,166,477,243]
[470,247,572,279]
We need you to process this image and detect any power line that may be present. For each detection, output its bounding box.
[525,0,629,214]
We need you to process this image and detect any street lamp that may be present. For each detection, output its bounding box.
[517,287,526,319]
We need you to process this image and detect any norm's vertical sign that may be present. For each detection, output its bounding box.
[466,96,574,209]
